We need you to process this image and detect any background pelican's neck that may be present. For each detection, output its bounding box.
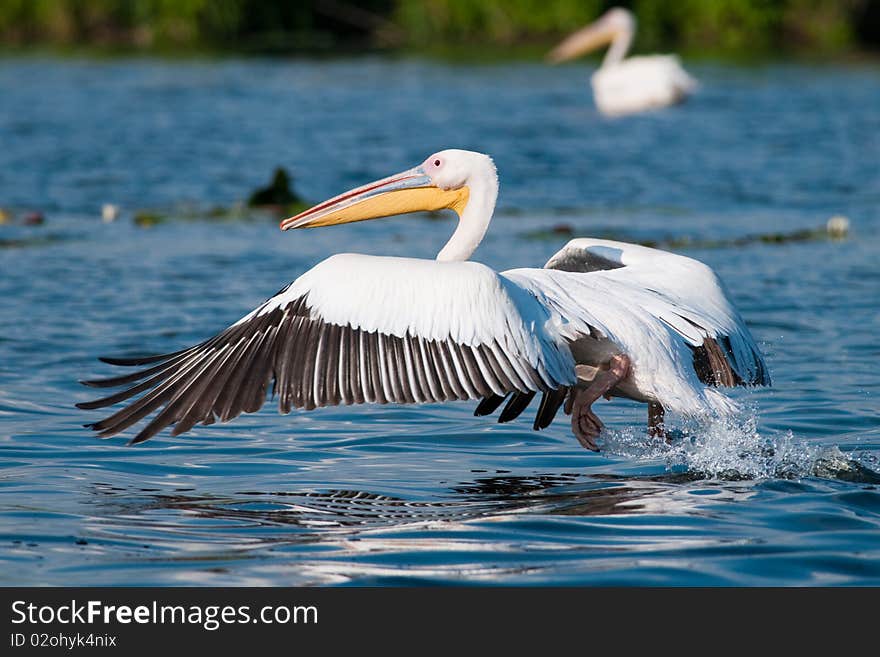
[602,24,634,67]
[436,173,498,262]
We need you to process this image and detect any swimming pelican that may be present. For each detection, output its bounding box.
[547,7,696,116]
[78,149,769,448]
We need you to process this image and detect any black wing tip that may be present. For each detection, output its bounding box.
[82,422,113,439]
[81,420,157,446]
[498,390,537,424]
[75,398,120,411]
[474,394,507,417]
[99,355,160,366]
[75,400,103,410]
[83,422,112,440]
[97,346,192,367]
[532,387,568,431]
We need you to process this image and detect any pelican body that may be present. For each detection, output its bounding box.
[548,7,696,116]
[79,150,768,449]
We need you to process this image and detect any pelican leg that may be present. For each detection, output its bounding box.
[648,401,666,441]
[565,354,631,451]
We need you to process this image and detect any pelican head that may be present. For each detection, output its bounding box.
[547,7,635,65]
[281,149,499,261]
[280,150,497,230]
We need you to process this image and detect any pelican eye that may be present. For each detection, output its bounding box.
[433,159,441,167]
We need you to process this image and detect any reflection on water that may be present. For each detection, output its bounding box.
[1,57,879,585]
[81,460,880,547]
[87,460,878,539]
[88,472,689,533]
[62,457,879,584]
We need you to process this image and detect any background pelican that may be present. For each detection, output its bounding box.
[79,149,768,448]
[547,7,697,116]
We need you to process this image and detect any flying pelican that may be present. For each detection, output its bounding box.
[547,7,696,116]
[78,149,769,449]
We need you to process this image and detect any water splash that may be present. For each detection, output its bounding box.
[601,409,880,483]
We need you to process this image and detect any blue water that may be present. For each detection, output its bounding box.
[1,57,879,585]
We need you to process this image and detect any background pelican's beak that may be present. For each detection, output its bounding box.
[546,19,618,63]
[281,166,469,230]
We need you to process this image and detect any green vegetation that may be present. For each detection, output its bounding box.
[0,0,877,55]
[0,0,397,52]
[131,202,306,228]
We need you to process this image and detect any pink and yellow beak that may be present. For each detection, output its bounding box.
[280,166,469,231]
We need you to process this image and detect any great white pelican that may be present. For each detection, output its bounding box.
[79,149,769,449]
[548,7,697,116]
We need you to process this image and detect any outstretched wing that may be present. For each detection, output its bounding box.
[78,254,578,444]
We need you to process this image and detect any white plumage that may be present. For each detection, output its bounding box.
[512,238,767,415]
[591,55,696,116]
[255,252,577,394]
[79,150,767,447]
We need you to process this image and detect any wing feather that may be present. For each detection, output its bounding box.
[79,254,571,443]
